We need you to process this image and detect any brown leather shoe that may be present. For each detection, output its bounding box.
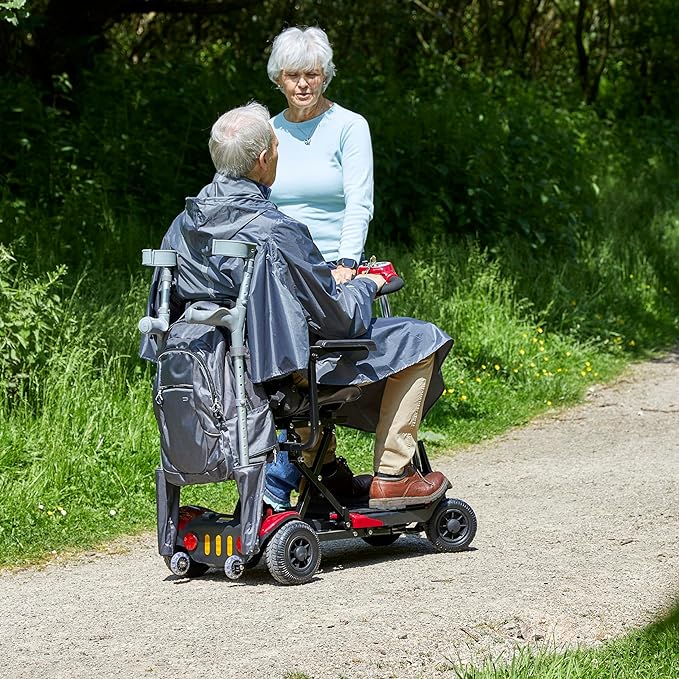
[369,466,450,510]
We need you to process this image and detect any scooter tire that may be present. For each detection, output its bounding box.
[426,497,477,552]
[265,519,321,585]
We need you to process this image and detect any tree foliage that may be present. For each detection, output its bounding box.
[0,0,27,26]
[0,0,678,265]
[1,0,678,115]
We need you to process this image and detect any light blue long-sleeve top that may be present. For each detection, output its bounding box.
[270,103,374,263]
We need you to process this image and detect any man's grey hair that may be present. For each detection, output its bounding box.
[209,102,274,178]
[267,26,336,92]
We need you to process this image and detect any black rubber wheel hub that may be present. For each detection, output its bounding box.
[425,497,477,552]
[290,538,312,568]
[439,510,466,539]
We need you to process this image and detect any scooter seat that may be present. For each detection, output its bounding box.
[269,383,362,422]
[317,385,362,409]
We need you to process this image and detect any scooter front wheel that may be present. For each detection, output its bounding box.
[426,498,477,552]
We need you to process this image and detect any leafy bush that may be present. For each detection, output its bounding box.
[0,243,66,398]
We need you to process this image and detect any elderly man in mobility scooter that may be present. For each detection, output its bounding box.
[141,102,475,583]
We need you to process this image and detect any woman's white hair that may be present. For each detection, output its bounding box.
[209,102,274,178]
[267,26,336,92]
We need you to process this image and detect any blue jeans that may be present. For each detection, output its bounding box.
[263,434,301,510]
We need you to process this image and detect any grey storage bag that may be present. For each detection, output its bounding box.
[153,304,276,558]
[153,315,233,485]
[153,308,276,485]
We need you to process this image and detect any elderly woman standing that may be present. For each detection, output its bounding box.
[262,27,375,512]
[267,26,373,285]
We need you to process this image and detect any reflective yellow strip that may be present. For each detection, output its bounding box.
[215,534,222,557]
[204,533,211,556]
[227,535,233,556]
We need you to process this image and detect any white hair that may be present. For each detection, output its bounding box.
[267,26,336,92]
[208,102,274,178]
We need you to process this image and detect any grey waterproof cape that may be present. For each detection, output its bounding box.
[141,174,454,433]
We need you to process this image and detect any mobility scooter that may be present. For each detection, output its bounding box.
[139,240,477,585]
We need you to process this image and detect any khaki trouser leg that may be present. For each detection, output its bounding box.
[373,354,436,475]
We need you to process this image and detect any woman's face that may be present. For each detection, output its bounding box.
[277,66,325,112]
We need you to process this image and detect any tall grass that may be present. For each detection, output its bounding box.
[0,275,241,565]
[2,223,676,565]
[0,277,156,562]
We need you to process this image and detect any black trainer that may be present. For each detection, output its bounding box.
[305,457,372,515]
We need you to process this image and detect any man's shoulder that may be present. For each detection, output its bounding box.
[262,207,316,254]
[263,202,308,230]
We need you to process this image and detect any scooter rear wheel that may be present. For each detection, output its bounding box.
[426,498,477,552]
[265,519,321,585]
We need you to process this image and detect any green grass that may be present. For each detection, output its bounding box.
[1,228,676,566]
[0,275,242,565]
[450,603,679,679]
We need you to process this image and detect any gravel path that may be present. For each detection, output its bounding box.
[2,354,679,678]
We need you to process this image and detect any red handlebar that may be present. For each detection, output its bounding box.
[356,260,399,282]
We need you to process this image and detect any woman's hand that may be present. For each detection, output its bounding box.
[331,264,356,285]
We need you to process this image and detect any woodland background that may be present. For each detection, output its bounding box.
[1,0,679,562]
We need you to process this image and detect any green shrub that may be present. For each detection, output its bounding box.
[0,243,66,398]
